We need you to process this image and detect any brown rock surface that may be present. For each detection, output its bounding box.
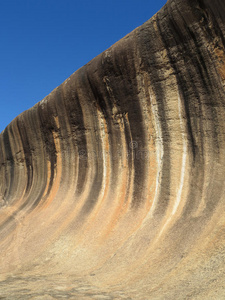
[1,0,225,298]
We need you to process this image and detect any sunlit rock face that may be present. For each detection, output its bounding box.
[1,0,225,298]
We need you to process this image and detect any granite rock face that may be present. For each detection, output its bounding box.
[1,0,225,298]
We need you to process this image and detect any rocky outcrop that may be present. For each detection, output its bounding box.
[1,0,225,298]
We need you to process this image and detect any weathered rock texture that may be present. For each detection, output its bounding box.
[1,0,225,298]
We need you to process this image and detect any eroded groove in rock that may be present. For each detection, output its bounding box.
[1,0,225,298]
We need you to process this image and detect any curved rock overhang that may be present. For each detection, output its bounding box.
[1,0,225,298]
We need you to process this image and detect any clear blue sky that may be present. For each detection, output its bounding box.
[0,0,167,133]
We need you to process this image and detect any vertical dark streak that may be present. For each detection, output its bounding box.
[16,118,33,195]
[102,43,147,208]
[37,102,57,197]
[156,14,197,161]
[66,75,88,196]
[137,20,171,214]
[79,70,104,214]
[2,127,14,202]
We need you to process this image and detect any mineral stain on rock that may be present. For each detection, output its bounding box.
[1,0,225,298]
